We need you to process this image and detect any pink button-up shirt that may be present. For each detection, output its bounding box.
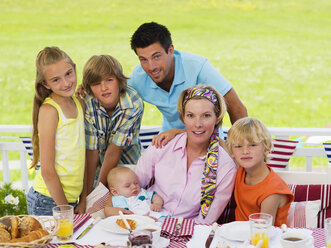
[134,133,237,224]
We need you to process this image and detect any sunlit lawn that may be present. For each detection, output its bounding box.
[1,0,330,181]
[1,0,330,128]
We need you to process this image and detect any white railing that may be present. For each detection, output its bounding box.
[0,141,29,191]
[0,125,32,192]
[1,125,331,192]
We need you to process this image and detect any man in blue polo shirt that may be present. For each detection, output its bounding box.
[128,22,247,144]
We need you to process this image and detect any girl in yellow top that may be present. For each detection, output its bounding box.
[26,47,86,215]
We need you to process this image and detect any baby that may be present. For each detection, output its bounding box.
[104,166,168,220]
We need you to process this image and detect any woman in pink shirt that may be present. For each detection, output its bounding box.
[134,85,237,224]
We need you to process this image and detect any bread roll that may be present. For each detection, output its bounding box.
[8,228,49,243]
[10,216,19,239]
[0,223,8,230]
[19,216,42,237]
[0,228,11,243]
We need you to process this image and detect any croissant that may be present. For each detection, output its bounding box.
[116,219,136,230]
[8,228,49,243]
[18,216,42,237]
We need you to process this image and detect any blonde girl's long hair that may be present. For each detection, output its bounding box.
[31,46,75,168]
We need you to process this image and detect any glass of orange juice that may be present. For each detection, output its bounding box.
[249,213,273,248]
[53,205,74,240]
[326,218,331,248]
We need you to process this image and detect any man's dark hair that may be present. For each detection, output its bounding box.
[130,22,172,54]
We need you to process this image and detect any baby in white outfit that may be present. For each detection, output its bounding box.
[104,166,168,220]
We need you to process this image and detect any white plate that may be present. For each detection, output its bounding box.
[217,221,277,242]
[101,215,155,234]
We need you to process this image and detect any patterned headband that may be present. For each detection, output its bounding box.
[182,87,220,113]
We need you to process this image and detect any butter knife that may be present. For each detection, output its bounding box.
[119,210,133,235]
[76,216,101,239]
[205,222,218,248]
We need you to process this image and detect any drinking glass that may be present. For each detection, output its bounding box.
[249,213,273,248]
[52,205,74,240]
[326,218,331,248]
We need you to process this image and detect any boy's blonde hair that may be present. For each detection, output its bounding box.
[82,55,128,95]
[107,166,133,188]
[226,117,273,162]
[177,85,227,128]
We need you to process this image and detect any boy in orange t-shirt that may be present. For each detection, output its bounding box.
[226,117,294,226]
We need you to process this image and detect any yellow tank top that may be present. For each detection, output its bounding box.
[33,95,85,203]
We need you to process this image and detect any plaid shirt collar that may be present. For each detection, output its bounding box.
[89,90,134,119]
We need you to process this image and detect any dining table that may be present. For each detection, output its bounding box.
[46,214,327,248]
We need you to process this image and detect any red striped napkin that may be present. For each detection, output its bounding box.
[160,217,195,248]
[47,244,94,248]
[73,213,92,233]
[86,183,110,218]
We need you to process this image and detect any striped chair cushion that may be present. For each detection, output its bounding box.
[223,131,228,140]
[266,139,298,169]
[288,184,331,228]
[218,184,331,228]
[287,200,321,228]
[20,137,40,169]
[217,192,236,224]
[139,126,160,150]
[324,143,331,165]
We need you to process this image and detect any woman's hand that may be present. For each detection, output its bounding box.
[150,193,163,212]
[152,128,185,148]
[150,203,162,212]
[143,212,158,221]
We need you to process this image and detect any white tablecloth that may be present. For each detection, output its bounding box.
[50,218,319,248]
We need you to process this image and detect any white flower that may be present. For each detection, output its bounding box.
[4,194,19,205]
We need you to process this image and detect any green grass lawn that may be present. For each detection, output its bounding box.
[1,0,330,128]
[0,1,330,180]
[0,169,35,183]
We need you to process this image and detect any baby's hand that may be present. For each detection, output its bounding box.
[150,203,162,212]
[143,212,158,221]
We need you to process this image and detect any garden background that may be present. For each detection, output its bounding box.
[1,0,330,129]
